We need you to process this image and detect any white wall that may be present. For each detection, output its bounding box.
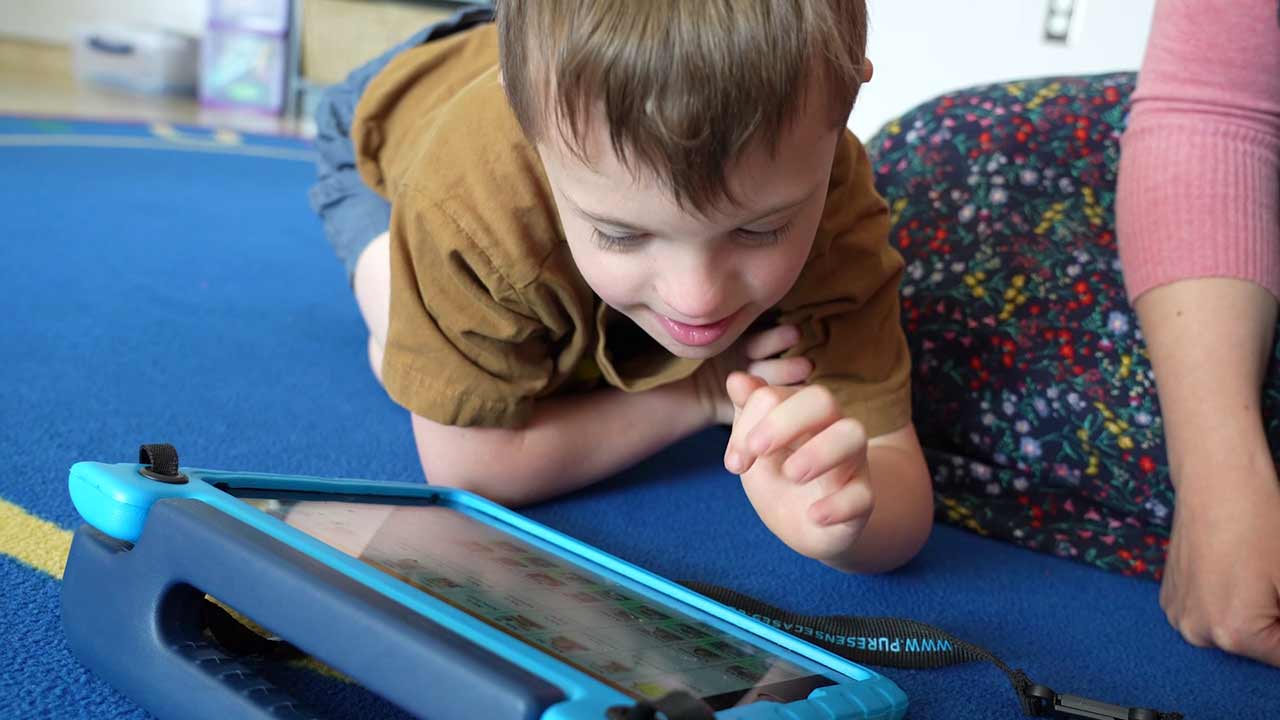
[851,0,1157,140]
[0,0,207,43]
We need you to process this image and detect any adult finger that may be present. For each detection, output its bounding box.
[1210,612,1280,668]
[1237,620,1280,668]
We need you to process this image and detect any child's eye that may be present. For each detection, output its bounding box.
[733,221,793,247]
[591,228,647,252]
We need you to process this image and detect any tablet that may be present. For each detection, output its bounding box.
[237,489,833,708]
[63,455,908,720]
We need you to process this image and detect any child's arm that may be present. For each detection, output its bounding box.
[410,378,709,506]
[724,373,933,574]
[405,325,810,507]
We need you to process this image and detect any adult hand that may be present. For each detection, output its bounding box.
[1161,460,1280,667]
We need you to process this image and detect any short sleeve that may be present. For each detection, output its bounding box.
[380,190,555,428]
[777,132,912,438]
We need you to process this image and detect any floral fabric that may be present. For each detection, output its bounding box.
[866,74,1185,580]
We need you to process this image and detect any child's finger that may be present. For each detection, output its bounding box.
[747,356,812,387]
[781,417,868,484]
[724,377,781,473]
[743,385,844,459]
[742,324,800,360]
[808,475,874,527]
[725,371,765,412]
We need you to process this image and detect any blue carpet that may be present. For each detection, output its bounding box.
[0,115,1273,718]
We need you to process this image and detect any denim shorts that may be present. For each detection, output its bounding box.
[307,4,494,282]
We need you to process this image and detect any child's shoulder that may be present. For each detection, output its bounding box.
[392,82,564,290]
[355,24,516,191]
[356,30,565,288]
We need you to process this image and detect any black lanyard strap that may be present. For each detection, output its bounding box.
[679,581,1184,720]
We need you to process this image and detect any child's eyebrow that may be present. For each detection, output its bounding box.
[567,186,819,235]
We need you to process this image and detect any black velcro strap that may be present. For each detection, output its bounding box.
[138,443,187,483]
[139,443,180,475]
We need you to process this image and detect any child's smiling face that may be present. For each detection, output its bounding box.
[536,87,843,360]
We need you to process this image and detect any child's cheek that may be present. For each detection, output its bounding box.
[575,254,646,311]
[749,247,810,307]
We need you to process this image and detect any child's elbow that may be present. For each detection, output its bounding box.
[411,414,498,495]
[417,446,531,507]
[828,517,932,575]
[877,501,934,573]
[891,480,936,570]
[411,414,538,507]
[828,460,934,574]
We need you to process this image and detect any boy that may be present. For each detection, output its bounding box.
[310,0,933,573]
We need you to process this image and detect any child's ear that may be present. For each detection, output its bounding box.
[860,58,874,85]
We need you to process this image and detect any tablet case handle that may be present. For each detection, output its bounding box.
[62,519,322,719]
[62,497,566,720]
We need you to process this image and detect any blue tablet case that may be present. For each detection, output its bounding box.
[62,453,909,720]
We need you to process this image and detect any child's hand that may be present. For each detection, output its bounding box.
[691,325,811,425]
[723,372,873,565]
[1161,463,1280,667]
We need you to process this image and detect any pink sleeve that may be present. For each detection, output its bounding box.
[1116,0,1280,302]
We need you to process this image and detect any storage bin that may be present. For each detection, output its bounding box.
[72,25,199,96]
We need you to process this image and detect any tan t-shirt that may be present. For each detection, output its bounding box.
[352,24,911,436]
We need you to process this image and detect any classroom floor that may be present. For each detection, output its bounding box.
[0,38,313,136]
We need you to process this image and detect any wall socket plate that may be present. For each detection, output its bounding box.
[1043,0,1083,44]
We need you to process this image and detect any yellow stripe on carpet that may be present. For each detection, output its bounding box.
[0,498,72,579]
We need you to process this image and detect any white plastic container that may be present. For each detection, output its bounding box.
[72,25,199,96]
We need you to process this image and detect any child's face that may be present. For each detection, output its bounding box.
[536,99,842,360]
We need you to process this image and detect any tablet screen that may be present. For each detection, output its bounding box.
[233,491,836,709]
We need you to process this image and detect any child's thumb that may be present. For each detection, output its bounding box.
[726,372,766,412]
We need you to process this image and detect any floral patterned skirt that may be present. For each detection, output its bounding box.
[868,73,1188,581]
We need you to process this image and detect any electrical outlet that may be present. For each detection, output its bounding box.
[1043,0,1080,44]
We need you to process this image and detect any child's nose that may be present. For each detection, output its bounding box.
[659,257,730,322]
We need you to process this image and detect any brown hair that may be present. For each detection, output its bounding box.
[495,0,868,211]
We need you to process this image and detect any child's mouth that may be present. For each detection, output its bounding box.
[656,311,738,347]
